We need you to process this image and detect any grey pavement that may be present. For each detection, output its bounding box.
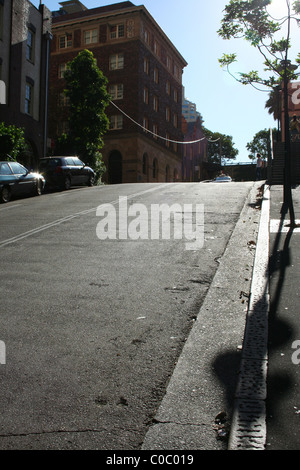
[266,184,300,450]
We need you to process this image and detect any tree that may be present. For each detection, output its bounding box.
[218,0,300,89]
[64,50,110,171]
[203,127,239,164]
[0,122,27,160]
[218,0,300,226]
[246,128,277,160]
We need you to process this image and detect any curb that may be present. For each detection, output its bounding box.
[228,184,270,450]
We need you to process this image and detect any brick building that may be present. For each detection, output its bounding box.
[49,1,187,183]
[181,116,208,182]
[0,0,52,168]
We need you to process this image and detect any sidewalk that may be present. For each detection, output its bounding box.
[266,184,300,450]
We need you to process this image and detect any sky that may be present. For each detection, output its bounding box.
[32,0,300,163]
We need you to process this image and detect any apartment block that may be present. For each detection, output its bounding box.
[49,0,187,183]
[0,0,52,167]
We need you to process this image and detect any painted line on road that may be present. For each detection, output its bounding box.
[270,219,300,233]
[0,204,23,212]
[0,184,171,248]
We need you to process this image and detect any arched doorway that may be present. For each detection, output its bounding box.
[108,150,122,184]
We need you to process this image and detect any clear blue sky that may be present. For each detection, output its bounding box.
[33,0,299,162]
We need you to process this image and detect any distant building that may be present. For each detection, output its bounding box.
[49,0,187,183]
[182,93,202,124]
[181,116,208,182]
[0,0,52,168]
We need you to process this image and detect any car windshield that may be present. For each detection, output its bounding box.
[0,163,13,175]
[9,162,27,175]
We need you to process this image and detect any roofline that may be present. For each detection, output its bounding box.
[52,3,187,67]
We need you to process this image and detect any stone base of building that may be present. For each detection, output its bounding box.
[101,133,182,184]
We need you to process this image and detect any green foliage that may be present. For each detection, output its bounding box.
[246,128,277,160]
[64,50,110,168]
[203,127,239,164]
[218,0,300,90]
[0,122,27,160]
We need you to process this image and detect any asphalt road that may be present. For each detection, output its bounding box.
[0,181,259,450]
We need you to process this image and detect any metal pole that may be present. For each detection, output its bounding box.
[283,66,295,226]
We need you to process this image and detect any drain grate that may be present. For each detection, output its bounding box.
[228,185,270,451]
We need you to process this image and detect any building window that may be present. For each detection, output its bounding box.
[174,89,178,103]
[166,81,171,95]
[109,53,124,70]
[153,95,159,112]
[173,113,178,128]
[144,29,150,45]
[25,83,33,115]
[143,87,149,104]
[59,33,72,49]
[153,124,158,140]
[58,63,67,79]
[154,67,159,84]
[143,117,149,132]
[109,84,124,100]
[166,107,170,122]
[110,115,123,130]
[144,58,149,75]
[84,29,98,44]
[59,92,69,107]
[166,133,170,148]
[26,29,35,62]
[166,56,171,70]
[154,40,159,56]
[110,24,125,39]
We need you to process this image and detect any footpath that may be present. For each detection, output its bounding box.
[266,184,300,450]
[142,183,300,451]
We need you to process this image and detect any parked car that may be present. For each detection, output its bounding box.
[39,156,95,190]
[0,161,45,203]
[213,175,232,183]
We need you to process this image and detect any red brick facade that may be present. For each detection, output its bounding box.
[49,2,187,183]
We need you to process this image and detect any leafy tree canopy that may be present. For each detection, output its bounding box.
[246,127,277,160]
[218,0,300,89]
[203,127,239,164]
[0,122,27,160]
[64,50,110,169]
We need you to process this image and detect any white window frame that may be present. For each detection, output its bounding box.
[26,29,35,62]
[84,29,98,45]
[109,84,124,100]
[59,33,72,49]
[110,24,125,39]
[110,115,123,130]
[109,53,124,70]
[58,63,67,79]
[25,83,33,115]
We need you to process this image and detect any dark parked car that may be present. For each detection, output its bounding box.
[0,161,45,203]
[39,156,95,190]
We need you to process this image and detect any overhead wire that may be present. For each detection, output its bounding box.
[109,100,221,144]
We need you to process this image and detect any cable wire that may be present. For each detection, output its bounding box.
[110,100,220,144]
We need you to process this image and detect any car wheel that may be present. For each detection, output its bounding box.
[63,176,71,190]
[88,175,95,186]
[0,186,11,203]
